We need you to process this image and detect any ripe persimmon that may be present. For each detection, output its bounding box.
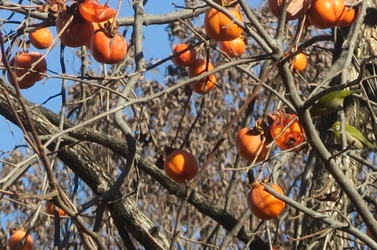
[56,9,94,48]
[90,30,127,64]
[164,149,198,183]
[307,0,346,29]
[269,112,306,151]
[219,37,245,58]
[338,5,359,27]
[247,181,285,220]
[8,52,47,89]
[79,0,116,23]
[172,43,197,67]
[292,52,307,72]
[204,6,243,41]
[45,201,67,216]
[88,18,115,48]
[235,122,269,163]
[29,27,53,50]
[188,58,216,94]
[8,229,33,250]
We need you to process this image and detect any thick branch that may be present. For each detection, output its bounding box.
[0,79,255,244]
[0,1,208,26]
[0,79,170,249]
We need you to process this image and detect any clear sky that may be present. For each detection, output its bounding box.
[0,0,260,157]
[0,0,261,238]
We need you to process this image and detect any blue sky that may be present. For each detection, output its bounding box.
[0,0,260,156]
[0,0,260,242]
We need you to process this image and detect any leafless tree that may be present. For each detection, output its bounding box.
[1,0,377,249]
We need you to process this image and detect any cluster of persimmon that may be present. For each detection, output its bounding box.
[172,44,217,95]
[171,43,216,95]
[236,110,306,164]
[269,0,360,73]
[6,202,67,249]
[161,139,287,222]
[204,4,245,58]
[268,0,359,28]
[5,23,51,89]
[203,1,246,58]
[6,24,52,89]
[204,1,245,58]
[236,111,305,220]
[6,0,127,89]
[57,0,127,64]
[171,1,248,95]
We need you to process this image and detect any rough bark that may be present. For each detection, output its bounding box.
[0,78,256,247]
[0,79,171,249]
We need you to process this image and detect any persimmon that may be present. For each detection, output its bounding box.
[56,9,94,47]
[268,0,312,20]
[338,5,359,26]
[8,229,33,250]
[292,52,307,72]
[45,201,67,216]
[269,112,306,151]
[307,0,346,29]
[163,149,198,183]
[247,181,285,220]
[29,27,53,50]
[188,58,216,94]
[8,52,47,89]
[235,120,269,162]
[87,18,115,48]
[90,30,127,64]
[172,43,197,67]
[219,37,245,58]
[79,0,116,23]
[204,6,243,41]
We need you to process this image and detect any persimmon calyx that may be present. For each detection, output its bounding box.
[267,110,284,125]
[254,118,269,136]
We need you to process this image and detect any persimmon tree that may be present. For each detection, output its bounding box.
[1,0,377,249]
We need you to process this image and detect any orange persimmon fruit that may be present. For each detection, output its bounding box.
[8,229,33,250]
[292,52,307,72]
[235,126,269,163]
[307,0,346,29]
[269,113,306,151]
[247,181,285,220]
[163,149,198,183]
[45,201,67,216]
[56,9,94,47]
[188,58,216,94]
[204,6,243,41]
[338,5,359,26]
[29,27,53,49]
[79,0,116,23]
[172,43,197,67]
[8,51,47,89]
[219,37,245,58]
[90,30,127,64]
